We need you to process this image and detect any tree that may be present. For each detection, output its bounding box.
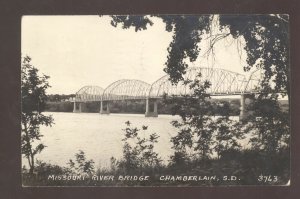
[246,94,290,154]
[213,103,244,159]
[219,15,289,98]
[164,75,244,162]
[218,15,290,154]
[21,56,54,174]
[108,15,289,99]
[164,75,215,160]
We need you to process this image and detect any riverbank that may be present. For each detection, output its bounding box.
[45,98,244,115]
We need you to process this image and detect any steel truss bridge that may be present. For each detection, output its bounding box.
[72,67,262,119]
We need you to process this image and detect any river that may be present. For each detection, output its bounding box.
[22,112,248,169]
[23,112,181,168]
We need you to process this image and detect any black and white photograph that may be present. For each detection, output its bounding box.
[21,15,290,186]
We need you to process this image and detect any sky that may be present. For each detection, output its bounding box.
[22,15,248,95]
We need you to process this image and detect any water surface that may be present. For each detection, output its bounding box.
[24,112,180,168]
[22,112,248,169]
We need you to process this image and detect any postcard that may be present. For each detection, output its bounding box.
[21,15,290,187]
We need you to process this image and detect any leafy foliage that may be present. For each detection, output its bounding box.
[219,15,289,96]
[159,15,211,83]
[110,15,154,32]
[246,94,290,154]
[213,115,244,159]
[21,56,54,174]
[164,74,244,162]
[117,121,162,174]
[67,150,95,175]
[165,74,214,159]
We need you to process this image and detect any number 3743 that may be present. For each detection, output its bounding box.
[258,175,278,182]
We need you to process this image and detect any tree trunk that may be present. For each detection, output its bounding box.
[23,122,35,175]
[29,166,34,175]
[30,154,35,174]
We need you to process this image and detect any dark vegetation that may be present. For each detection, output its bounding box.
[45,96,288,115]
[45,98,243,115]
[47,94,75,102]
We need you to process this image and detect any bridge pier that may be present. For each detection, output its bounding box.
[73,102,82,113]
[100,101,110,114]
[239,94,255,121]
[145,98,158,117]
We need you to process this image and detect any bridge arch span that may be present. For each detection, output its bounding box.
[148,67,260,97]
[102,79,151,101]
[244,69,263,92]
[75,85,104,102]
